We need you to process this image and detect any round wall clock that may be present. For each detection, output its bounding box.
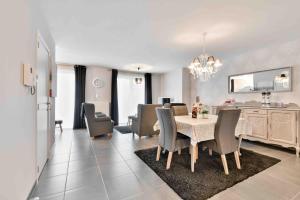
[92,77,105,88]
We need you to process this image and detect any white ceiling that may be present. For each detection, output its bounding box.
[40,0,300,73]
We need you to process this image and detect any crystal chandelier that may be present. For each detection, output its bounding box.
[188,32,222,81]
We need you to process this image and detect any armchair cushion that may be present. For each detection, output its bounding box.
[94,116,111,122]
[95,112,106,118]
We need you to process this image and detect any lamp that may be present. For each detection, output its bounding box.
[188,32,222,81]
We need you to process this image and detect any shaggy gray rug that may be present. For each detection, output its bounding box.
[135,147,280,200]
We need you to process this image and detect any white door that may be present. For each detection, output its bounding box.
[36,37,50,177]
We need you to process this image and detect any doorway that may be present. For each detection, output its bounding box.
[36,34,50,177]
[55,66,75,129]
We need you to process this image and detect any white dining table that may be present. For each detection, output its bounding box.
[153,114,252,172]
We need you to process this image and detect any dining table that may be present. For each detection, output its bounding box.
[153,114,252,172]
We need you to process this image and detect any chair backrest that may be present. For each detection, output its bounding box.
[137,104,162,136]
[82,103,95,120]
[214,109,241,154]
[215,106,230,115]
[172,105,189,116]
[163,103,188,116]
[155,108,177,152]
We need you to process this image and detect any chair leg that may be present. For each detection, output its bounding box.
[178,147,181,155]
[59,124,63,133]
[166,152,173,170]
[209,148,212,156]
[221,154,229,175]
[195,144,199,161]
[234,151,241,169]
[156,145,161,161]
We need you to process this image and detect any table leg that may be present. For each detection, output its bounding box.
[191,144,196,172]
[195,144,198,163]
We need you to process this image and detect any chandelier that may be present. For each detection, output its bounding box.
[188,32,222,81]
[134,66,143,84]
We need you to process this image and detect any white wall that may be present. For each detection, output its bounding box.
[152,74,163,104]
[85,66,112,103]
[85,66,163,113]
[182,68,192,111]
[194,39,300,106]
[0,0,56,200]
[162,69,183,102]
[161,68,192,110]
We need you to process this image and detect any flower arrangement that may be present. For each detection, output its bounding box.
[201,109,209,119]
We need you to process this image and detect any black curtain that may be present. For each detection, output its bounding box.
[145,73,152,104]
[110,69,119,125]
[73,65,86,129]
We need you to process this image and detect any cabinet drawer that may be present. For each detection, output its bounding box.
[244,109,267,115]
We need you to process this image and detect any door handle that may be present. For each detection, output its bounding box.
[37,102,51,110]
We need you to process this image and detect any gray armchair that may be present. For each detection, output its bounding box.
[155,108,190,169]
[81,103,114,137]
[202,109,241,175]
[131,104,161,138]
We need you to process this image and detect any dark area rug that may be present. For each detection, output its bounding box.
[135,147,280,200]
[114,125,132,134]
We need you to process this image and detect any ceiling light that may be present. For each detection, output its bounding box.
[134,67,143,84]
[188,32,222,81]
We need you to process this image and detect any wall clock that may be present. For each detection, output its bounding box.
[92,77,105,88]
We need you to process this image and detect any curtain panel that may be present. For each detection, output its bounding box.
[73,65,86,129]
[110,69,119,125]
[145,73,152,104]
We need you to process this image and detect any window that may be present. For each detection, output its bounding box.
[117,72,145,125]
[55,66,75,128]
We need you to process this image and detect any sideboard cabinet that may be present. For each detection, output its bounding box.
[242,108,299,157]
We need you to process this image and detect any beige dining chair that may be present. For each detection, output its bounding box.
[155,108,190,170]
[202,109,241,175]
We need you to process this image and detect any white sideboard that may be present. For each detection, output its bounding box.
[241,107,300,157]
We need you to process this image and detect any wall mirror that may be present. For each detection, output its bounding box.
[228,67,292,93]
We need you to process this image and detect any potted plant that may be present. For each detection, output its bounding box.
[201,110,209,119]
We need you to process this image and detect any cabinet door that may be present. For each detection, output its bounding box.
[268,111,297,145]
[246,114,268,139]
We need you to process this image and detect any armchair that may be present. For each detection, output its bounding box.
[81,103,114,137]
[131,104,162,138]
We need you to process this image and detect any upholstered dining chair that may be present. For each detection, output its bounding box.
[164,103,189,116]
[202,109,241,175]
[155,108,190,170]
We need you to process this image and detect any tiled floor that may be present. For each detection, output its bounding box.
[30,129,300,200]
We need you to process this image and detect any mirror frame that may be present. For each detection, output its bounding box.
[228,66,293,94]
